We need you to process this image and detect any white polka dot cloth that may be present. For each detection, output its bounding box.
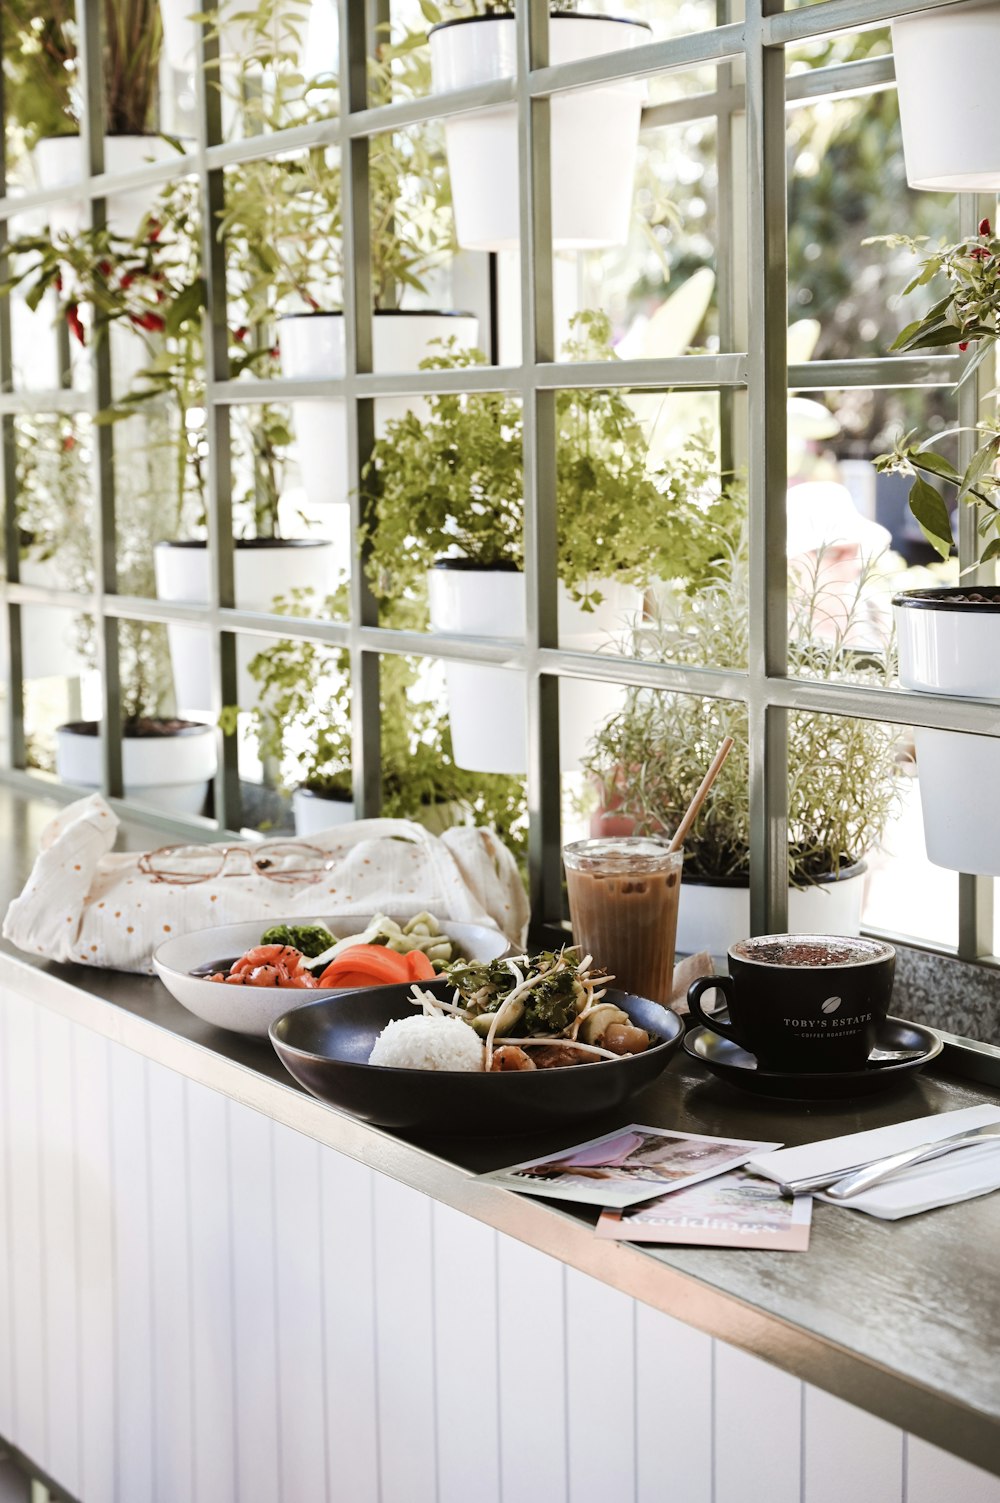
[3,795,531,975]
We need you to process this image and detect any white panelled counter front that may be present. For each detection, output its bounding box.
[1,787,999,1503]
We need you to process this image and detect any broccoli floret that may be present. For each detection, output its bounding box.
[260,923,335,959]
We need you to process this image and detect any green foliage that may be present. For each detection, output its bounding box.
[0,0,76,150]
[218,8,451,321]
[12,411,176,722]
[583,529,901,885]
[243,588,527,861]
[873,221,1000,562]
[0,0,161,148]
[366,311,741,616]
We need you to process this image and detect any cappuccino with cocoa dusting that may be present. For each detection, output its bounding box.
[687,933,896,1073]
[731,936,891,969]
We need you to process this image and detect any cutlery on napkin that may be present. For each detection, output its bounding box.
[745,1104,1000,1220]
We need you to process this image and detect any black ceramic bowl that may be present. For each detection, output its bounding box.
[270,980,684,1134]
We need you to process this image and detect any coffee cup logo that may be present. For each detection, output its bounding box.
[821,997,842,1014]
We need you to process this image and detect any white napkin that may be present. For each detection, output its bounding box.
[746,1104,1000,1220]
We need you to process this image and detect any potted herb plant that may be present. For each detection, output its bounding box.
[876,219,1000,876]
[428,0,650,252]
[40,422,218,814]
[366,321,742,774]
[3,413,90,682]
[217,14,477,509]
[240,589,528,858]
[4,0,180,238]
[584,529,901,958]
[0,170,337,712]
[892,2,1000,193]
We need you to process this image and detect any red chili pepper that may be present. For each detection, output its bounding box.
[120,270,136,290]
[97,260,111,278]
[233,326,248,343]
[980,217,992,237]
[959,340,970,351]
[146,218,161,243]
[54,271,63,293]
[66,302,85,345]
[129,311,166,333]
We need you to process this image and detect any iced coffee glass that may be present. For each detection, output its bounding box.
[563,837,684,1005]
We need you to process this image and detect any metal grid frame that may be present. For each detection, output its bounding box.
[0,0,992,958]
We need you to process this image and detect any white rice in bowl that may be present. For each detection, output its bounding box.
[369,1014,485,1072]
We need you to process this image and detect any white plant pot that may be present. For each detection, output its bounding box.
[430,13,649,252]
[293,785,470,837]
[55,720,217,816]
[279,311,479,506]
[677,866,868,964]
[892,2,1000,191]
[154,538,336,714]
[895,587,1000,875]
[1,559,88,681]
[292,784,355,835]
[32,134,180,238]
[159,0,266,73]
[428,563,641,775]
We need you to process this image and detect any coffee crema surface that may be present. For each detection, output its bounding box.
[730,935,893,968]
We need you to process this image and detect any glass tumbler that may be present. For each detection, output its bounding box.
[563,837,684,1005]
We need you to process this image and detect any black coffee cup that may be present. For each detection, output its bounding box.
[686,933,895,1073]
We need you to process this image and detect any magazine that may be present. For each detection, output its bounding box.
[477,1125,782,1209]
[596,1169,812,1249]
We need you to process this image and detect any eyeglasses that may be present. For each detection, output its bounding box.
[138,841,335,887]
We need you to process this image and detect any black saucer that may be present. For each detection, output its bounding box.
[683,1016,942,1100]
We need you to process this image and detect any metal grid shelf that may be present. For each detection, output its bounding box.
[0,0,994,962]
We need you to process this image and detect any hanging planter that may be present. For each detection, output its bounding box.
[428,560,639,775]
[154,538,337,714]
[674,866,867,962]
[0,559,87,681]
[55,719,217,817]
[292,783,356,835]
[32,134,181,238]
[429,11,650,252]
[278,310,478,507]
[892,1,1000,191]
[158,0,254,71]
[894,586,1000,876]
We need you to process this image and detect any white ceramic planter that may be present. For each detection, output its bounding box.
[428,563,641,774]
[677,865,867,963]
[430,13,649,252]
[32,134,180,238]
[158,0,265,73]
[1,558,88,681]
[893,2,1000,191]
[55,720,217,816]
[895,587,1000,875]
[279,311,479,506]
[292,784,356,835]
[154,538,336,713]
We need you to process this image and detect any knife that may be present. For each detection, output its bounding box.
[776,1120,1000,1199]
[825,1121,1000,1200]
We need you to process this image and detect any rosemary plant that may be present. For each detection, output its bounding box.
[584,529,902,885]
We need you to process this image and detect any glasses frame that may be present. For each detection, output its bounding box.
[0,0,993,964]
[139,840,335,885]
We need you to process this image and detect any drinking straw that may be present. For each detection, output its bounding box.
[667,737,735,854]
